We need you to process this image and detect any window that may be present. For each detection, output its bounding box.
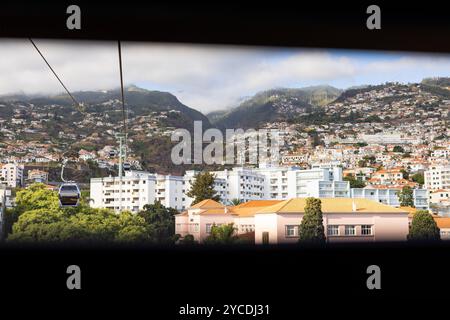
[285,225,299,237]
[327,225,339,236]
[345,225,356,236]
[361,225,373,235]
[206,224,212,233]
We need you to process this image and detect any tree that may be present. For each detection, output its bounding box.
[8,206,150,243]
[177,234,197,245]
[138,201,178,244]
[230,198,243,206]
[14,183,60,213]
[408,210,440,241]
[343,175,366,188]
[298,198,326,244]
[400,168,409,180]
[398,186,414,207]
[6,183,150,243]
[393,145,405,153]
[203,223,238,245]
[186,172,220,205]
[2,183,60,239]
[358,159,367,168]
[411,173,425,185]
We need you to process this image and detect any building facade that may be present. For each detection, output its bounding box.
[27,169,49,184]
[425,165,450,191]
[175,198,410,244]
[0,163,24,188]
[286,167,350,198]
[90,171,157,212]
[351,187,429,210]
[211,167,266,203]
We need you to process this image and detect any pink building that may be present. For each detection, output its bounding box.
[175,198,410,244]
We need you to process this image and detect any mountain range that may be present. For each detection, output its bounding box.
[1,78,449,132]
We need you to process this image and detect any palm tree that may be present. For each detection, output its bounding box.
[204,223,238,245]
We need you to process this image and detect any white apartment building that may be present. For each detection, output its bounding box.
[351,188,429,210]
[256,164,290,200]
[91,170,227,212]
[90,166,352,213]
[0,163,24,188]
[211,165,350,202]
[287,167,350,198]
[211,167,266,203]
[425,166,450,191]
[154,174,185,210]
[90,171,157,213]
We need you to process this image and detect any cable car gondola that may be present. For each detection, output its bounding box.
[58,183,81,207]
[123,162,131,171]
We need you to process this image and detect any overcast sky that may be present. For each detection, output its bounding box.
[1,39,450,113]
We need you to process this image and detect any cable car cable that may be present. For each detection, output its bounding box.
[29,38,83,113]
[118,40,128,138]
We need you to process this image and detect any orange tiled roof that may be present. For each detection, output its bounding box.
[432,189,449,193]
[190,199,224,209]
[434,217,450,229]
[256,198,408,214]
[231,200,283,217]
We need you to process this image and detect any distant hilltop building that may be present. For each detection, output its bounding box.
[27,169,49,184]
[359,133,421,145]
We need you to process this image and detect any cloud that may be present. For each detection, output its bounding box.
[0,39,450,113]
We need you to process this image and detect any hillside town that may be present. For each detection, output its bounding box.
[1,80,450,242]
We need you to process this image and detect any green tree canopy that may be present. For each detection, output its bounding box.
[186,172,220,205]
[408,210,440,242]
[398,186,414,207]
[393,145,405,153]
[5,183,151,243]
[137,201,178,244]
[411,173,425,185]
[400,168,410,180]
[343,175,366,188]
[299,198,326,244]
[8,206,150,243]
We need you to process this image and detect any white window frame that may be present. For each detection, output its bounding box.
[327,225,339,236]
[285,225,299,238]
[361,225,373,236]
[345,225,356,236]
